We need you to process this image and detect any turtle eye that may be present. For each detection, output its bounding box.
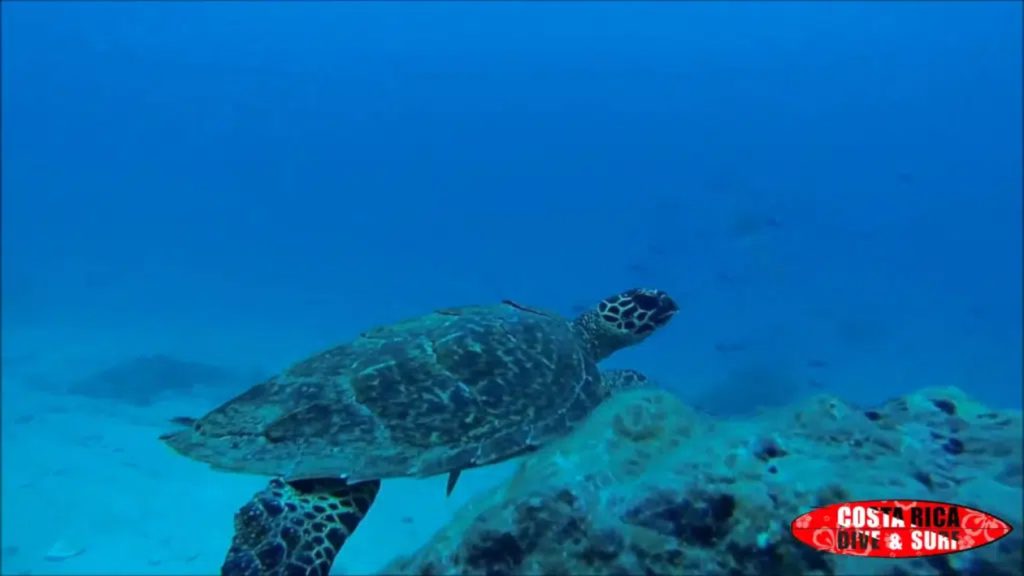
[632,293,661,311]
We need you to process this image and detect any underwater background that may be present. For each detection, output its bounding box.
[1,1,1020,574]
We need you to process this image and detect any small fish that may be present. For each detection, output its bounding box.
[806,359,829,369]
[627,262,651,277]
[714,271,745,286]
[647,242,668,257]
[714,341,748,354]
[731,213,782,238]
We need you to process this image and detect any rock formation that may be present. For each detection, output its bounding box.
[386,386,1021,575]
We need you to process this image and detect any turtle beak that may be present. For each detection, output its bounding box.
[631,288,678,329]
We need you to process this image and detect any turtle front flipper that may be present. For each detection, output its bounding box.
[222,477,381,576]
[600,368,651,394]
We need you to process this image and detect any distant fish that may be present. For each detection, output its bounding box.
[646,242,668,257]
[714,270,746,287]
[652,196,683,218]
[714,340,749,354]
[806,359,829,369]
[835,318,888,350]
[731,213,782,239]
[626,262,652,277]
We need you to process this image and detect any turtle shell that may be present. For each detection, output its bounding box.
[161,301,605,482]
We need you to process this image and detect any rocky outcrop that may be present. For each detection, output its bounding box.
[385,386,1022,575]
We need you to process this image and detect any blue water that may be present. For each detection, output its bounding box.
[1,1,1021,573]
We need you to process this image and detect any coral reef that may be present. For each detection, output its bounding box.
[386,386,1022,575]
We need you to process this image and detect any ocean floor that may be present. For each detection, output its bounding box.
[0,374,517,575]
[1,327,1020,576]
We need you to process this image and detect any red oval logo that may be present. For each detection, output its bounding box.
[791,500,1014,558]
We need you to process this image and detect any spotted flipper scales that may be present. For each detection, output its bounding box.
[221,477,381,576]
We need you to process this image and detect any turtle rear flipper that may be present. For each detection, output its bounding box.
[222,477,380,576]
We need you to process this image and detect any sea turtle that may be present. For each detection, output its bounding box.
[161,288,678,576]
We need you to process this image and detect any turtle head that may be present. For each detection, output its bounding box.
[572,288,678,361]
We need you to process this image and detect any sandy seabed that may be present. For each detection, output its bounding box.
[0,376,517,575]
